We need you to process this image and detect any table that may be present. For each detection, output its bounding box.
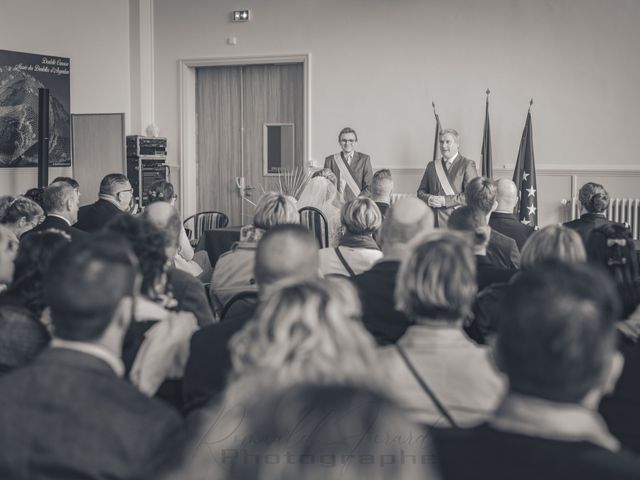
[196,226,242,268]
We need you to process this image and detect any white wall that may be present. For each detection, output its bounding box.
[154,0,640,173]
[0,0,131,195]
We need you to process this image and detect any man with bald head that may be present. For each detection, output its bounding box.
[353,198,435,345]
[489,178,535,250]
[182,224,319,412]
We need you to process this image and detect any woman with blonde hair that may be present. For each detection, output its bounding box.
[224,277,381,405]
[297,176,342,246]
[318,197,382,277]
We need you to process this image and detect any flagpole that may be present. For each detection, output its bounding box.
[528,98,533,113]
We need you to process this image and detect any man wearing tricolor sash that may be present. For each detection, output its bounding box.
[324,127,373,202]
[417,128,478,228]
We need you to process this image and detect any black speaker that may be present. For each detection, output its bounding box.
[37,88,50,188]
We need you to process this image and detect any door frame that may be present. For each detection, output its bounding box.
[178,54,310,219]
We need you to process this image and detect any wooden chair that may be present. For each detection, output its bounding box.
[298,207,330,249]
[183,211,229,247]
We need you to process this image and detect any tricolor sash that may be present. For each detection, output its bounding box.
[434,158,457,196]
[333,153,361,198]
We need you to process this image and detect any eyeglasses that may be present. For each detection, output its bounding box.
[340,139,356,143]
[116,189,133,195]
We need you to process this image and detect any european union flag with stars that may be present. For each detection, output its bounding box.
[512,106,537,227]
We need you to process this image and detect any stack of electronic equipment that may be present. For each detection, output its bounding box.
[126,136,168,208]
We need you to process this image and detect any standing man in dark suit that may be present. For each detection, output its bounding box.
[417,128,478,227]
[75,173,133,233]
[24,182,87,242]
[0,235,184,479]
[324,127,373,202]
[490,178,535,250]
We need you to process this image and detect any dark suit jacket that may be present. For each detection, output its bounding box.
[564,213,619,247]
[487,229,521,269]
[432,423,640,480]
[182,301,259,413]
[167,267,214,327]
[324,152,373,201]
[76,199,127,233]
[476,255,516,292]
[490,212,535,251]
[353,260,412,346]
[24,215,88,243]
[0,347,184,480]
[417,155,478,227]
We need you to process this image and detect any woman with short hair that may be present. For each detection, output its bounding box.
[318,197,382,277]
[0,195,44,241]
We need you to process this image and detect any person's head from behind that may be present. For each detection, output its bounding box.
[465,176,497,216]
[42,182,80,224]
[104,215,168,300]
[254,224,319,295]
[378,197,434,257]
[229,278,378,401]
[147,180,177,206]
[579,182,609,214]
[252,192,299,231]
[0,195,44,237]
[297,177,337,209]
[52,176,80,198]
[142,201,182,258]
[586,224,640,319]
[497,262,623,405]
[220,383,434,480]
[396,231,477,325]
[341,197,382,237]
[311,168,338,186]
[0,225,18,284]
[24,187,45,210]
[9,231,70,316]
[495,178,519,213]
[521,225,586,270]
[448,205,490,255]
[44,235,139,346]
[99,173,133,211]
[370,169,393,202]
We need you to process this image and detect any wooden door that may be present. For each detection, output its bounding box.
[196,63,304,225]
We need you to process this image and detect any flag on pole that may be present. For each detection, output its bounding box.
[432,102,442,163]
[481,89,493,178]
[512,100,538,227]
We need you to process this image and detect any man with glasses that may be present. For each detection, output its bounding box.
[76,174,133,233]
[324,127,373,202]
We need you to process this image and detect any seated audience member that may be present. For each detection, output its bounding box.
[312,167,342,208]
[183,224,320,412]
[465,176,520,269]
[75,173,133,232]
[223,277,381,407]
[51,176,80,195]
[183,384,436,480]
[143,202,214,327]
[565,182,621,246]
[380,231,505,427]
[471,225,586,344]
[433,262,640,480]
[210,192,299,311]
[489,178,535,250]
[0,195,44,241]
[105,215,198,401]
[370,168,393,219]
[0,225,18,291]
[297,176,342,247]
[23,182,86,242]
[0,231,69,374]
[353,197,434,346]
[319,197,382,277]
[449,206,515,291]
[23,187,45,210]
[0,236,184,480]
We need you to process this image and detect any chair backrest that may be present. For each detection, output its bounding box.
[220,291,259,321]
[183,211,230,244]
[298,207,330,249]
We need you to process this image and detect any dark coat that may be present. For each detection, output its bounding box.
[76,199,127,233]
[166,267,214,327]
[353,260,412,346]
[0,347,184,480]
[476,255,516,292]
[487,229,521,269]
[564,213,619,247]
[489,212,535,251]
[324,151,373,201]
[25,215,88,242]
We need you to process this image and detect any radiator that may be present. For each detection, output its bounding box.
[571,197,640,240]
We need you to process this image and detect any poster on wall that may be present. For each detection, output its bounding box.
[0,49,71,167]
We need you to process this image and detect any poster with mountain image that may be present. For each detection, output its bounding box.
[0,49,70,167]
